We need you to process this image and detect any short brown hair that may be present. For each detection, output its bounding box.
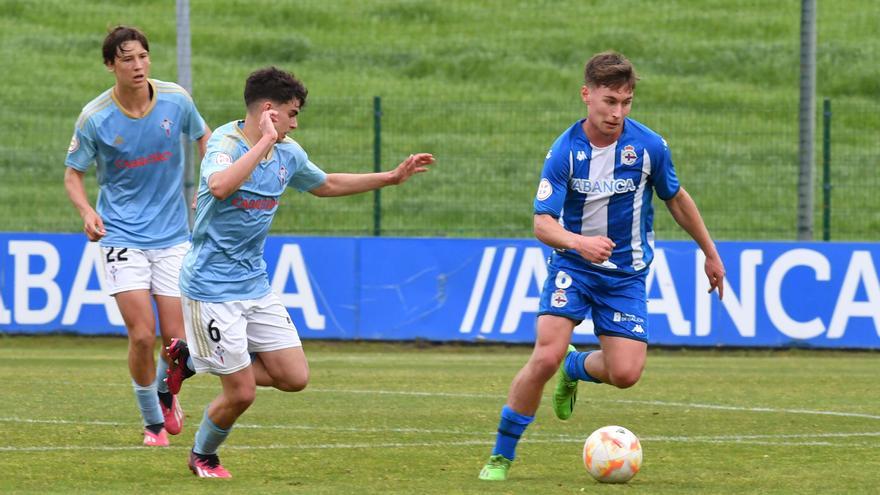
[244,66,308,109]
[584,51,638,90]
[102,26,149,65]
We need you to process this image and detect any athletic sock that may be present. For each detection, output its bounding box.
[145,423,164,434]
[565,350,603,383]
[158,391,173,409]
[185,356,196,377]
[132,380,164,427]
[193,410,232,455]
[155,358,170,394]
[491,405,534,461]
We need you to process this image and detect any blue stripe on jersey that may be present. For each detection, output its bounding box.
[533,117,679,274]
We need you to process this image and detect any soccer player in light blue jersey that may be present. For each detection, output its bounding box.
[174,67,433,478]
[64,26,211,447]
[479,51,725,481]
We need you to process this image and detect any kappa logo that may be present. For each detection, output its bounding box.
[68,135,79,153]
[576,150,587,162]
[160,118,173,137]
[546,149,552,159]
[621,145,638,166]
[279,164,288,185]
[632,324,645,335]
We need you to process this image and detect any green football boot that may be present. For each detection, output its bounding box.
[553,344,579,420]
[478,454,512,481]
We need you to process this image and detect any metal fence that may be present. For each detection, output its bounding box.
[0,97,877,240]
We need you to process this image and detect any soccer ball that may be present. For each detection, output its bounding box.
[582,425,642,483]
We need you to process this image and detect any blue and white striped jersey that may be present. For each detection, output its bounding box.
[534,117,680,274]
[180,120,327,302]
[65,79,207,249]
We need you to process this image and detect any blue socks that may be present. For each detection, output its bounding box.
[155,358,170,394]
[132,380,163,426]
[492,405,534,461]
[193,410,232,455]
[564,350,603,383]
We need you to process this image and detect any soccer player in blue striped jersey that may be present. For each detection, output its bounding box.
[64,26,211,447]
[176,67,433,477]
[479,51,725,481]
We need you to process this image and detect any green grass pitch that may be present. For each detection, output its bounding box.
[0,336,877,494]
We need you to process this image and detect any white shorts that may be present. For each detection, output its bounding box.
[181,292,302,375]
[100,241,190,297]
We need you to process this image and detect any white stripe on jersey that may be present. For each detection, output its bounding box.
[630,149,652,270]
[580,143,616,237]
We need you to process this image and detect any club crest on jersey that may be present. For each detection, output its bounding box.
[621,145,638,166]
[68,135,79,153]
[160,118,173,137]
[576,150,587,162]
[536,178,552,201]
[216,152,233,166]
[278,165,288,185]
[551,289,568,308]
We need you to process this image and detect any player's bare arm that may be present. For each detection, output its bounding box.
[533,214,615,264]
[207,110,278,200]
[664,187,725,299]
[309,153,434,197]
[63,167,105,241]
[197,125,212,160]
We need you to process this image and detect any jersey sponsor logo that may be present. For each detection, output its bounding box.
[613,311,644,323]
[68,135,79,153]
[621,145,638,165]
[570,177,637,194]
[160,118,173,137]
[536,178,553,201]
[216,152,233,166]
[231,197,279,210]
[114,151,172,169]
[576,150,587,162]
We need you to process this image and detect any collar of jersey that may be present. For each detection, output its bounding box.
[111,79,158,120]
[234,120,275,162]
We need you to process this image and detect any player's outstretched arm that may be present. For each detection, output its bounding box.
[664,187,725,299]
[309,153,434,197]
[64,167,105,241]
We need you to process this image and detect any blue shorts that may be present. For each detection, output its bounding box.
[538,254,649,342]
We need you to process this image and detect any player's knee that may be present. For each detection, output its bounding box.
[607,367,643,389]
[275,373,309,392]
[128,332,155,354]
[528,351,563,381]
[229,388,257,410]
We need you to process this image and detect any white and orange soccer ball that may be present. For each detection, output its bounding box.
[582,425,643,483]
